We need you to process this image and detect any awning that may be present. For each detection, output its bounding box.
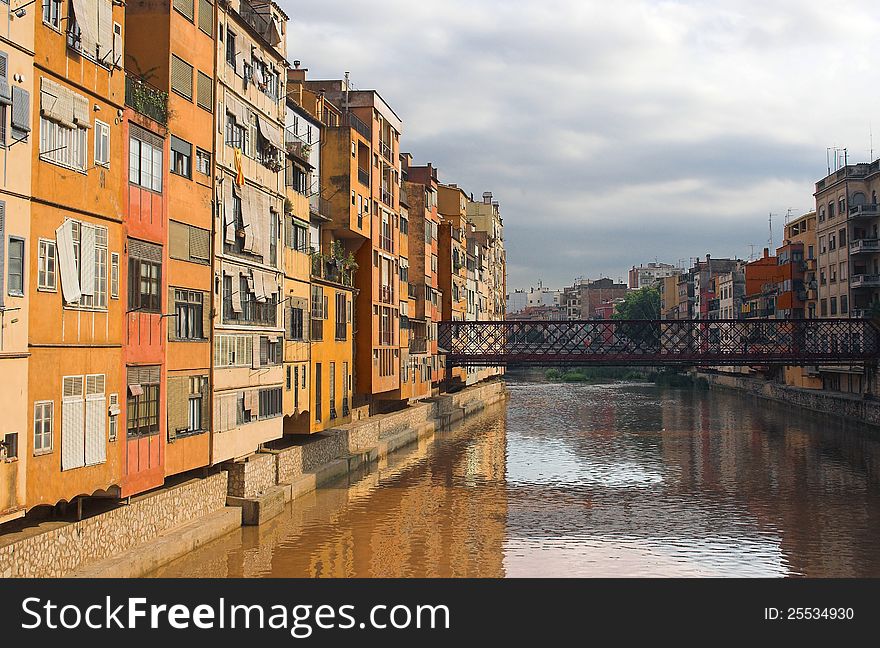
[240,185,257,254]
[252,269,266,302]
[40,77,76,128]
[231,271,244,313]
[225,92,249,126]
[257,115,284,151]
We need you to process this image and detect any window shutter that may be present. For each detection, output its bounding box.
[197,71,212,111]
[170,55,193,100]
[201,291,211,338]
[260,336,268,366]
[189,225,210,262]
[11,87,30,137]
[80,223,96,296]
[284,306,292,341]
[168,220,190,261]
[198,0,213,35]
[167,287,177,341]
[200,377,210,431]
[0,52,10,107]
[167,376,188,440]
[251,334,261,369]
[174,0,194,21]
[0,202,4,307]
[128,238,162,262]
[61,376,85,471]
[113,23,123,68]
[96,0,113,63]
[55,219,82,303]
[85,374,106,466]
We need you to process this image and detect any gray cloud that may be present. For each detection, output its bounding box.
[280,0,880,290]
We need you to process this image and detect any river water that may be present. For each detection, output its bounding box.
[150,381,880,577]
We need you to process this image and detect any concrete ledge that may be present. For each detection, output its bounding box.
[227,484,291,526]
[71,507,242,578]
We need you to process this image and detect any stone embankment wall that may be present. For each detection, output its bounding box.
[699,372,880,427]
[0,472,228,578]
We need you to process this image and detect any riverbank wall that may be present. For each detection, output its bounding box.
[698,371,880,428]
[0,380,508,578]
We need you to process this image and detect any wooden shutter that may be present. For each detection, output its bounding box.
[170,55,193,100]
[197,71,212,111]
[251,334,261,369]
[61,376,85,471]
[201,290,211,338]
[260,336,268,366]
[11,87,30,136]
[189,226,210,262]
[85,374,106,466]
[284,307,292,340]
[168,220,190,261]
[113,23,123,68]
[166,376,188,440]
[174,0,194,21]
[96,0,113,63]
[198,0,213,35]
[79,223,96,296]
[55,219,82,303]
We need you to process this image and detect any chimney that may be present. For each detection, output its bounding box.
[287,64,308,83]
[763,247,769,258]
[483,191,493,204]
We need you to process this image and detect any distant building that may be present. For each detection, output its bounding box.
[507,283,560,314]
[784,211,818,319]
[563,278,628,320]
[628,262,683,289]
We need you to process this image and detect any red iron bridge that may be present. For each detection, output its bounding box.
[437,318,880,367]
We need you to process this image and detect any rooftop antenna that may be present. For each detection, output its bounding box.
[871,122,874,160]
[748,244,757,261]
[343,71,350,112]
[768,212,774,251]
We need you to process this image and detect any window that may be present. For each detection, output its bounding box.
[196,148,211,176]
[287,219,309,253]
[170,135,192,178]
[54,220,108,308]
[127,367,160,438]
[259,335,281,366]
[830,297,838,315]
[43,0,63,29]
[128,240,162,313]
[61,374,106,470]
[188,376,206,432]
[225,113,247,150]
[335,292,347,340]
[173,0,194,21]
[170,55,194,100]
[196,71,212,111]
[7,236,24,296]
[169,220,210,264]
[38,239,57,290]
[94,119,110,167]
[110,252,119,299]
[286,162,308,194]
[311,285,324,340]
[40,117,87,171]
[108,393,118,441]
[314,363,322,422]
[840,262,848,281]
[174,289,204,339]
[287,305,305,340]
[226,30,237,68]
[34,401,54,454]
[214,334,254,367]
[820,298,827,316]
[819,236,826,254]
[841,294,848,314]
[129,125,163,192]
[818,206,825,222]
[839,228,847,246]
[828,202,835,218]
[829,234,836,251]
[258,387,283,419]
[839,197,846,214]
[198,0,213,36]
[329,361,336,419]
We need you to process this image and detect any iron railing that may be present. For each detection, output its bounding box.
[344,112,371,140]
[438,318,880,367]
[125,74,168,125]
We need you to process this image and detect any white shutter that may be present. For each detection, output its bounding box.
[96,0,113,63]
[112,23,123,68]
[71,0,99,57]
[55,220,82,303]
[231,270,243,313]
[61,376,85,471]
[251,335,261,369]
[252,269,266,301]
[80,223,96,296]
[85,374,106,466]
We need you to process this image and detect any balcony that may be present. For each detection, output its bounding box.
[379,140,392,162]
[851,309,872,318]
[310,197,331,221]
[850,238,880,254]
[285,137,311,164]
[358,167,370,187]
[409,338,428,354]
[125,74,168,125]
[339,112,371,140]
[848,204,880,220]
[408,282,418,299]
[311,255,355,287]
[380,234,394,254]
[851,274,880,288]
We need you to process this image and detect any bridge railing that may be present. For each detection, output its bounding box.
[438,319,880,366]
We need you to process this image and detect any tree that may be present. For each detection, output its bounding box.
[612,287,661,320]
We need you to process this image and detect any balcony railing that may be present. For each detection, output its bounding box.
[125,74,168,125]
[380,188,394,206]
[358,167,370,187]
[851,274,880,288]
[310,197,331,220]
[380,234,394,253]
[850,238,880,254]
[311,255,355,287]
[380,140,392,161]
[848,204,880,219]
[344,112,371,140]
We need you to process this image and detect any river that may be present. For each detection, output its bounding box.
[149,380,880,577]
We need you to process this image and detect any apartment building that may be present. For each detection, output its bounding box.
[303,77,404,409]
[125,0,216,484]
[28,0,127,510]
[693,257,739,319]
[563,278,627,320]
[467,191,506,321]
[404,162,441,391]
[715,269,744,320]
[0,1,34,523]
[437,182,469,386]
[628,262,682,290]
[659,274,681,319]
[211,0,288,460]
[784,211,818,319]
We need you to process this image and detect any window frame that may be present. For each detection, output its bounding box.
[38,238,57,291]
[7,235,24,297]
[94,119,110,168]
[33,400,54,455]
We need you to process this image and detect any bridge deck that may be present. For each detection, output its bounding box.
[438,319,880,367]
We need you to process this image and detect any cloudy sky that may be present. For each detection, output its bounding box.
[279,0,880,291]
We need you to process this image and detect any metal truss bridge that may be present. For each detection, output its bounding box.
[438,318,880,367]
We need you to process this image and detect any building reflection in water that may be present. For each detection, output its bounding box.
[152,381,880,578]
[151,404,509,577]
